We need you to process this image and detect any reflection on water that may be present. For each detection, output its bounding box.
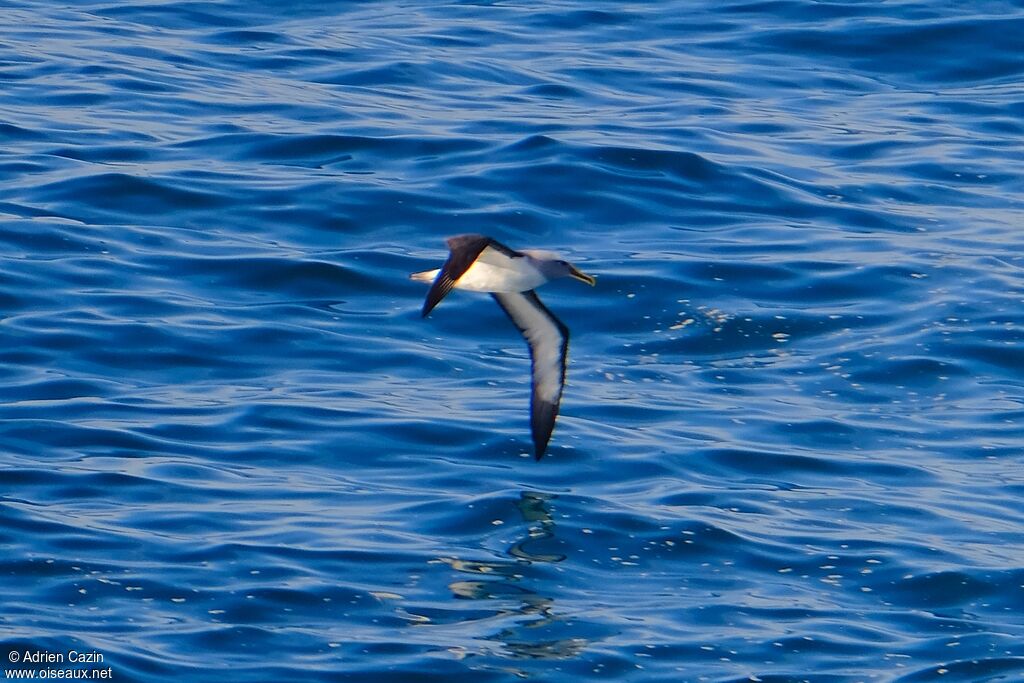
[439,491,595,662]
[508,490,567,564]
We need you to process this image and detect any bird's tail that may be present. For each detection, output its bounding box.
[409,269,439,283]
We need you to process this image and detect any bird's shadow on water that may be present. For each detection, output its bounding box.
[437,490,615,665]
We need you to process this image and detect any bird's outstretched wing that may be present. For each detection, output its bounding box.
[421,235,521,317]
[492,290,569,460]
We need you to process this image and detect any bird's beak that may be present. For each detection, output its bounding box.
[569,265,596,286]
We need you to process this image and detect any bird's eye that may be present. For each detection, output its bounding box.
[558,260,568,266]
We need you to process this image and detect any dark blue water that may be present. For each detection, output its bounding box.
[2,1,1023,681]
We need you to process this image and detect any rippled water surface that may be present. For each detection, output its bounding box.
[2,1,1023,681]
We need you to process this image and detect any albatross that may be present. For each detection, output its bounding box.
[411,234,596,460]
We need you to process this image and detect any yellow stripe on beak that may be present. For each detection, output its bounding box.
[569,266,596,286]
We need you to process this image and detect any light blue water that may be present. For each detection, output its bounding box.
[1,1,1023,681]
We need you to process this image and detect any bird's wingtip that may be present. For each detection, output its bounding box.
[532,437,548,461]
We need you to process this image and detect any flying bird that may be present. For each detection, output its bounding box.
[411,234,595,460]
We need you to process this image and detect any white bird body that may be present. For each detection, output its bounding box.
[411,234,595,460]
[410,255,548,293]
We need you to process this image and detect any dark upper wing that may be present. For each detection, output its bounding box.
[491,290,569,460]
[421,235,521,317]
[463,235,519,259]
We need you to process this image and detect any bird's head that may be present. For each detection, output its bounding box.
[527,251,596,286]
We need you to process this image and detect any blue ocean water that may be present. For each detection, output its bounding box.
[2,0,1023,680]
